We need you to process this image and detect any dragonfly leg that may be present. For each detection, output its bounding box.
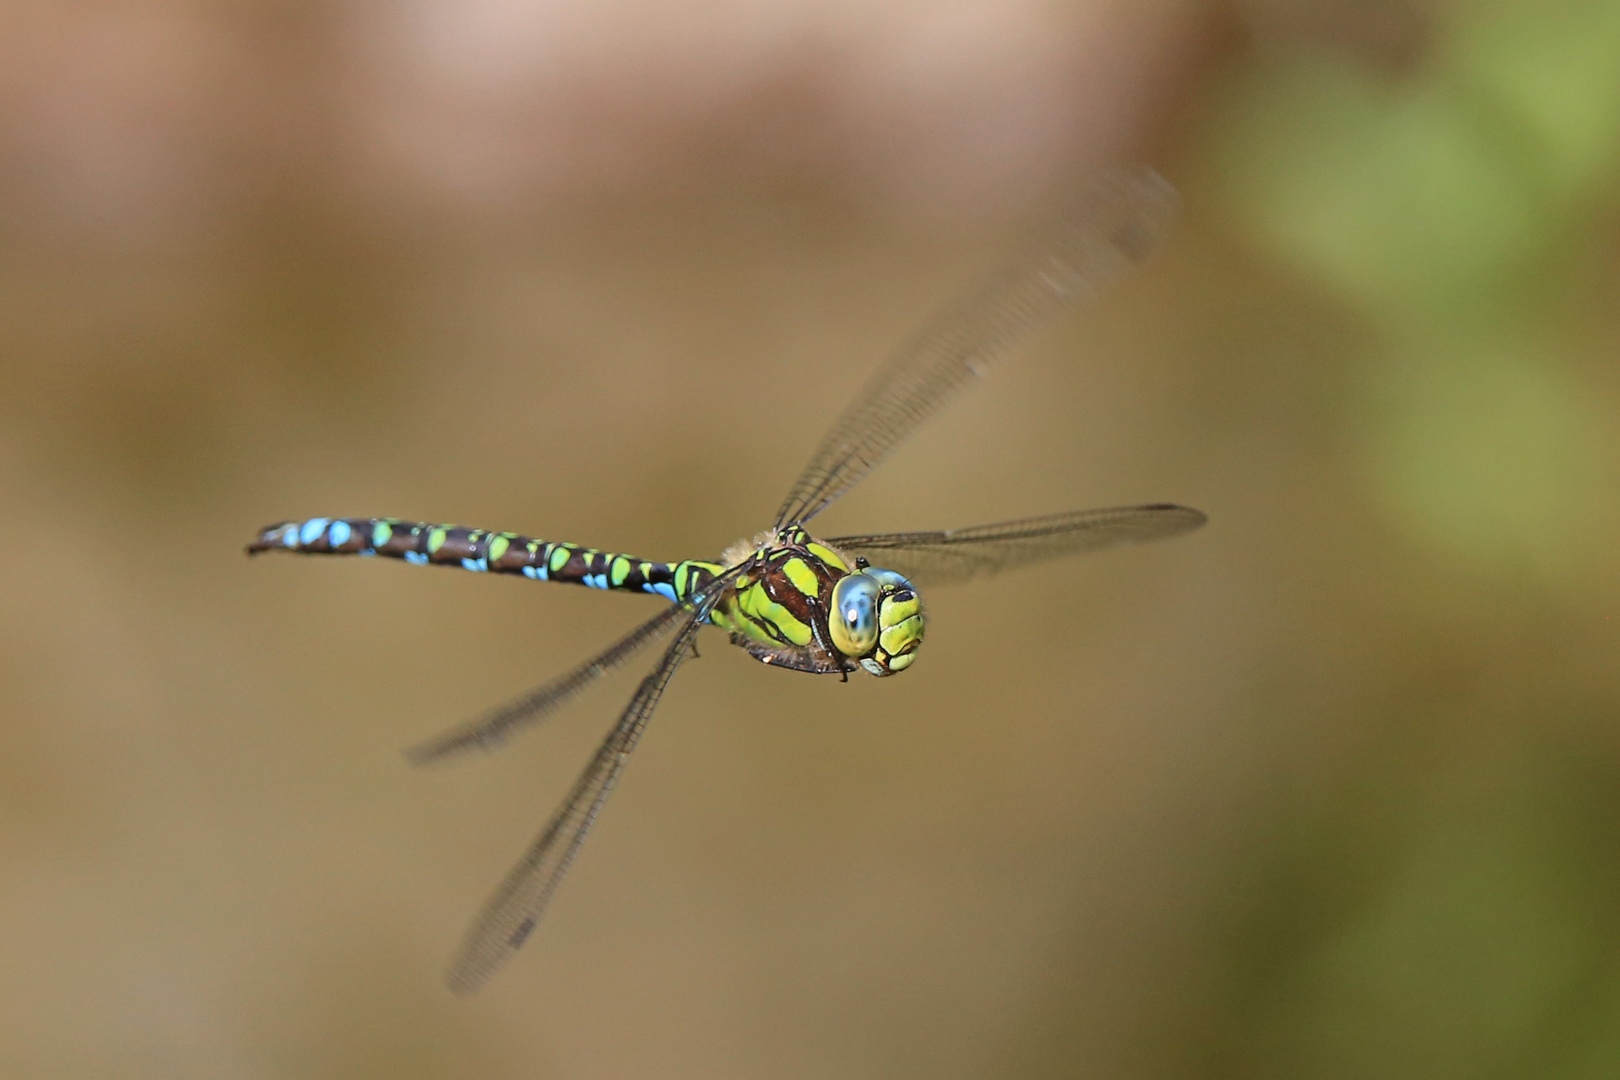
[801,594,855,679]
[735,638,847,675]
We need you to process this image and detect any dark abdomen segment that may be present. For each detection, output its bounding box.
[248,517,722,601]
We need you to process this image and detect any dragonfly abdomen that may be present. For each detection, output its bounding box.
[247,517,723,601]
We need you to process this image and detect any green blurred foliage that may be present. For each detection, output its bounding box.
[1194,1,1620,1074]
[1214,0,1620,585]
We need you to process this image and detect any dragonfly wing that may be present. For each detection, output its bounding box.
[443,605,712,994]
[828,504,1205,587]
[406,569,740,766]
[774,166,1178,529]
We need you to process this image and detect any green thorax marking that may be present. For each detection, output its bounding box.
[708,528,853,657]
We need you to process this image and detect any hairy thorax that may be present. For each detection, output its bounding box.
[709,526,862,675]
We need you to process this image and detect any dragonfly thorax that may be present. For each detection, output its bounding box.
[713,527,925,676]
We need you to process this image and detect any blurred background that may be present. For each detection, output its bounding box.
[4,0,1619,1076]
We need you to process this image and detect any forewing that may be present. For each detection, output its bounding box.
[406,569,740,766]
[443,605,712,994]
[829,504,1205,587]
[774,167,1178,528]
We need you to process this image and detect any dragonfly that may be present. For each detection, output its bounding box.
[248,165,1205,994]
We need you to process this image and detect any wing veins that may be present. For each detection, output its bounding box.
[405,570,739,766]
[443,603,714,994]
[829,504,1205,587]
[775,167,1178,528]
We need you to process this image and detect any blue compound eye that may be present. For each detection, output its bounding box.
[828,573,881,657]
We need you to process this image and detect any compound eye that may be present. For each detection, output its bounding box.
[828,573,881,657]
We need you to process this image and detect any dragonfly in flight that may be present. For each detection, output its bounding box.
[249,166,1205,993]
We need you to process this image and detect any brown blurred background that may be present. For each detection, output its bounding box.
[4,0,1620,1076]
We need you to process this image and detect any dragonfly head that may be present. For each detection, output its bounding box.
[827,567,925,676]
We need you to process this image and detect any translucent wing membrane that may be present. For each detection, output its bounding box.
[247,165,1194,994]
[829,504,1206,587]
[406,568,740,766]
[774,166,1179,529]
[444,595,720,995]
